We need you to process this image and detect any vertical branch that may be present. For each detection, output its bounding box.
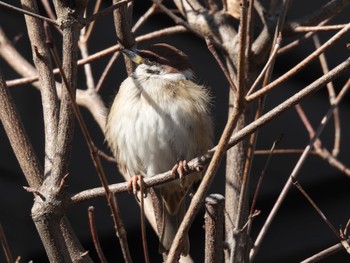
[47,0,85,187]
[48,26,133,262]
[0,70,43,188]
[225,0,250,262]
[20,0,59,177]
[244,0,289,240]
[166,88,243,262]
[88,207,108,263]
[21,1,93,262]
[204,194,225,263]
[112,0,135,74]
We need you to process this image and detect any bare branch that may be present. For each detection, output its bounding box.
[21,0,59,177]
[312,34,341,156]
[291,177,346,242]
[205,37,237,93]
[250,67,350,260]
[80,0,102,44]
[0,223,14,263]
[247,23,350,102]
[0,0,57,25]
[88,207,108,263]
[48,25,133,262]
[85,0,132,25]
[0,71,43,188]
[113,0,135,74]
[300,239,350,263]
[294,24,347,32]
[284,0,350,34]
[204,194,225,263]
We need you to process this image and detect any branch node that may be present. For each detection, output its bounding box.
[58,173,69,193]
[23,186,46,201]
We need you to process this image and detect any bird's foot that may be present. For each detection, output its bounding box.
[127,175,147,198]
[171,160,189,187]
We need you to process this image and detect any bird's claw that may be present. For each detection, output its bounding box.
[171,160,189,187]
[127,175,147,198]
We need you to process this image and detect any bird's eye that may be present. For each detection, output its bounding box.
[146,56,157,64]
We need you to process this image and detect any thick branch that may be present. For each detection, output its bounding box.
[113,0,135,74]
[20,0,59,176]
[48,0,85,187]
[0,70,43,188]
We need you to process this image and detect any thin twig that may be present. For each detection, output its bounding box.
[247,34,282,96]
[6,26,188,88]
[246,22,350,103]
[88,207,108,263]
[79,30,96,91]
[95,51,120,92]
[0,1,57,25]
[312,34,341,156]
[249,68,350,261]
[205,37,237,93]
[294,24,347,32]
[286,0,350,34]
[293,180,338,239]
[132,3,157,32]
[23,186,46,201]
[315,146,350,177]
[254,149,314,155]
[249,136,281,223]
[0,223,14,263]
[84,0,132,25]
[295,104,322,147]
[292,179,350,255]
[39,0,56,20]
[300,238,350,263]
[278,19,329,55]
[341,219,350,237]
[153,0,225,51]
[139,178,150,263]
[295,98,350,177]
[80,0,102,43]
[96,146,117,163]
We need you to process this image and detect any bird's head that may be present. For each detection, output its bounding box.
[122,43,194,81]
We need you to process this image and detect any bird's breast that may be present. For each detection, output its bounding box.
[106,77,212,178]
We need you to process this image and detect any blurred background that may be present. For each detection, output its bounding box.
[0,0,349,262]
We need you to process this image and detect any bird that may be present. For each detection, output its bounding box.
[105,43,213,255]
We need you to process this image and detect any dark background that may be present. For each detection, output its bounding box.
[0,0,349,262]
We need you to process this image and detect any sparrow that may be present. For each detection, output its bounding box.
[105,43,213,255]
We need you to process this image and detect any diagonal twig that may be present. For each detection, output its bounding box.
[249,65,350,261]
[0,0,57,24]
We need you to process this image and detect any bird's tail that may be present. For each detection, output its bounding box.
[159,201,189,255]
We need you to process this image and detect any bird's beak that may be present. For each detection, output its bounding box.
[122,48,144,65]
